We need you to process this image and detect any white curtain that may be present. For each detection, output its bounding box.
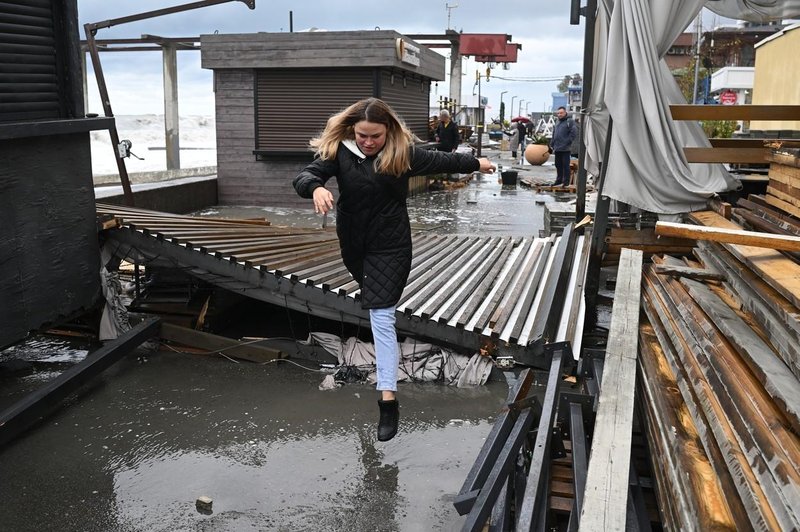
[582,0,800,214]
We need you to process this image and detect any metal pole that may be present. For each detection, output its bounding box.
[84,26,134,206]
[162,43,180,171]
[83,0,255,206]
[518,99,524,118]
[576,0,597,222]
[477,71,483,157]
[692,14,701,104]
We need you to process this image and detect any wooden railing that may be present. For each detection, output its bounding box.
[670,104,800,164]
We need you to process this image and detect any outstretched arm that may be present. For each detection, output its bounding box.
[408,147,494,176]
[293,156,338,214]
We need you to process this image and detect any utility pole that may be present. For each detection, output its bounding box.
[692,13,702,104]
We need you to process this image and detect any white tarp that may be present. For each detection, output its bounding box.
[583,0,800,214]
[302,332,494,390]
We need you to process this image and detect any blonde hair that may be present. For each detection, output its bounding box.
[310,98,416,177]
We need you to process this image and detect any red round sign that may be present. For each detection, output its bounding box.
[720,90,737,105]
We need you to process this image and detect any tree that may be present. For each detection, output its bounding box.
[557,73,582,92]
[499,101,506,123]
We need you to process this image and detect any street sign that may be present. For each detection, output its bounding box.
[720,90,737,105]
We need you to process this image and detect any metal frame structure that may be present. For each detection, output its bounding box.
[82,0,255,205]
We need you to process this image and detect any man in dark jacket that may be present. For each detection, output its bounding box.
[435,109,460,152]
[549,106,577,186]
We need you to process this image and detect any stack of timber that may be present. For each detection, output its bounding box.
[604,227,694,265]
[764,148,800,219]
[640,210,800,530]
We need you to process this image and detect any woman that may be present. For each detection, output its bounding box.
[505,124,520,159]
[293,98,495,442]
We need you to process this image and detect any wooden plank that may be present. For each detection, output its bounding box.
[0,318,161,447]
[768,185,800,209]
[688,211,800,309]
[670,104,800,121]
[770,165,800,189]
[769,151,800,169]
[642,271,781,530]
[638,320,738,531]
[695,242,800,378]
[708,197,732,219]
[680,277,800,434]
[736,198,800,236]
[648,265,800,529]
[709,138,800,149]
[159,323,285,362]
[605,227,692,247]
[683,147,768,164]
[579,248,642,531]
[653,264,724,282]
[656,219,800,252]
[641,288,753,528]
[764,194,800,219]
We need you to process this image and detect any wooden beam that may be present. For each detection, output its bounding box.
[0,318,161,447]
[159,322,285,362]
[655,220,800,252]
[579,248,643,530]
[683,147,768,164]
[670,105,800,121]
[653,264,724,282]
[709,138,800,149]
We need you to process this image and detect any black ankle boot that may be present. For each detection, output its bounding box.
[377,399,399,441]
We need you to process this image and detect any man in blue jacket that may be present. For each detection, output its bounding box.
[549,107,577,186]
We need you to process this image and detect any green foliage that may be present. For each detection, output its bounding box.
[701,120,736,138]
[557,73,582,93]
[672,57,707,103]
[531,133,550,145]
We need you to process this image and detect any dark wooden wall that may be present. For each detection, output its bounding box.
[214,69,335,207]
[0,133,100,348]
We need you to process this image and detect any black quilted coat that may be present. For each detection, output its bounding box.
[293,143,480,309]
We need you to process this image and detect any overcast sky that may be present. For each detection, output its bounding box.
[77,1,732,119]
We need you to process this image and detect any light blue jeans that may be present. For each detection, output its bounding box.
[369,307,400,391]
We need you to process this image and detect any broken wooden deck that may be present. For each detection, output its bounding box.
[97,204,590,365]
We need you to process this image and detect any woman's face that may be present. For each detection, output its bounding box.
[354,120,387,156]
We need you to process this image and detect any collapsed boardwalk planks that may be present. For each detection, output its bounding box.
[639,209,800,530]
[579,248,642,531]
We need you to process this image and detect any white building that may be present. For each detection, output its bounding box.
[709,66,754,105]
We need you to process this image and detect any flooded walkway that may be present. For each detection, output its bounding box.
[1,152,571,531]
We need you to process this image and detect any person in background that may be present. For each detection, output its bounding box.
[516,119,527,160]
[505,122,520,159]
[292,98,495,442]
[435,109,460,152]
[549,106,577,186]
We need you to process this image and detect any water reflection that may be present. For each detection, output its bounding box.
[193,171,566,237]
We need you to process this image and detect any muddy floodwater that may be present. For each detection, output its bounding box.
[1,157,568,531]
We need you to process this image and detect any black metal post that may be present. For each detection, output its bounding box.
[584,118,613,329]
[575,0,597,222]
[477,72,483,158]
[516,347,568,531]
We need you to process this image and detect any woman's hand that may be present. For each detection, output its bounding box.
[312,187,334,214]
[477,158,496,174]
